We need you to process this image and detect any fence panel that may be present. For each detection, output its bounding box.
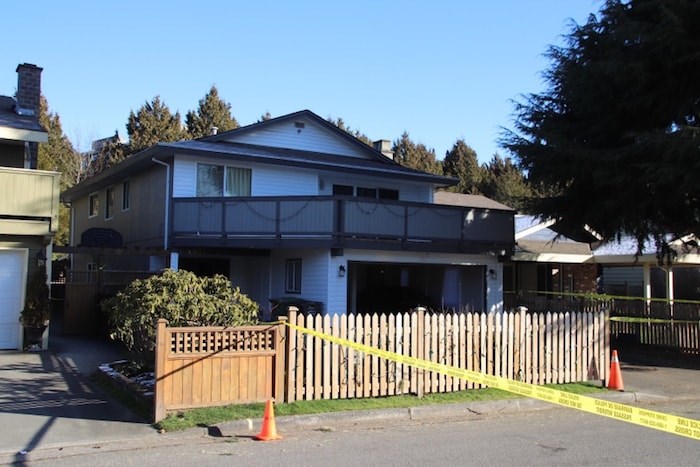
[284,308,608,402]
[154,319,286,422]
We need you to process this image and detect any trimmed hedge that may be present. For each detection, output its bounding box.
[102,269,259,368]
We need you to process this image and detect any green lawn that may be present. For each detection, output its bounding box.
[157,383,607,432]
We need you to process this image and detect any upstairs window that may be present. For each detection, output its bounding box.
[197,163,251,197]
[378,188,399,200]
[356,187,378,198]
[88,192,99,218]
[333,184,399,200]
[332,184,354,196]
[105,187,115,220]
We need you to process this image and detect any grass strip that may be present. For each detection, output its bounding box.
[156,383,606,432]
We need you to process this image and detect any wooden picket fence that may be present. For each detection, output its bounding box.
[284,308,609,402]
[153,308,609,421]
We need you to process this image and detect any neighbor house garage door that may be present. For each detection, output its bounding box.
[0,249,26,349]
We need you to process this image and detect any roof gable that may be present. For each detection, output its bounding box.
[204,110,387,161]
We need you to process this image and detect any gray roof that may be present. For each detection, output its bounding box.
[0,95,45,133]
[515,215,544,233]
[167,140,455,184]
[516,239,592,256]
[63,139,458,202]
[433,191,514,211]
[63,109,459,202]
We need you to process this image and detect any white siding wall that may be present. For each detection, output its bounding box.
[224,116,367,158]
[254,166,317,196]
[172,157,196,197]
[173,156,318,197]
[327,254,348,314]
[270,249,330,307]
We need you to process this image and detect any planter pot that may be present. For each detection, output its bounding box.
[23,325,47,350]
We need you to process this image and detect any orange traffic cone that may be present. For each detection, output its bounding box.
[607,350,624,391]
[254,399,282,441]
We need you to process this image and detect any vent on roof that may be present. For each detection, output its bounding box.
[294,121,305,130]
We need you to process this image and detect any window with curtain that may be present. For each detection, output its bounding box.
[197,163,251,197]
[225,167,251,196]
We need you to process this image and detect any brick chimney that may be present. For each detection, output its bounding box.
[16,63,43,169]
[373,139,393,160]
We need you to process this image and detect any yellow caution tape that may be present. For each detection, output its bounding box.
[285,321,700,441]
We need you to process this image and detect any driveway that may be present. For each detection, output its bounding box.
[0,334,158,462]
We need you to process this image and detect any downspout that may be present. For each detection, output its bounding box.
[151,158,170,251]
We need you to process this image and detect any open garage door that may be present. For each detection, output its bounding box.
[0,249,26,349]
[349,262,485,314]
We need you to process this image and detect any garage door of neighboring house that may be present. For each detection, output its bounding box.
[0,249,27,350]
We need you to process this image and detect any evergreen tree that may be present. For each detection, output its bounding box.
[258,111,272,122]
[443,139,482,194]
[391,132,442,174]
[185,86,238,138]
[501,0,700,260]
[126,96,186,153]
[326,116,372,146]
[37,96,79,246]
[479,154,532,211]
[82,131,128,180]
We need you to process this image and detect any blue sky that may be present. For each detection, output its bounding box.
[2,1,599,162]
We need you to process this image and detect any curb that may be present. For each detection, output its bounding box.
[208,391,642,437]
[0,390,674,464]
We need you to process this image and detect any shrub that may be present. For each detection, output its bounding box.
[20,265,51,328]
[102,269,259,368]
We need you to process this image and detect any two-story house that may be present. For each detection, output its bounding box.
[61,110,514,323]
[0,64,60,350]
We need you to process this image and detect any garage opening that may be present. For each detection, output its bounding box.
[348,262,485,314]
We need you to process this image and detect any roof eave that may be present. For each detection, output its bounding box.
[0,126,48,143]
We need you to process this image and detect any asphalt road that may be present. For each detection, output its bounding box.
[21,399,700,466]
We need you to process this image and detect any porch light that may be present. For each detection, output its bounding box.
[338,265,346,277]
[488,268,496,280]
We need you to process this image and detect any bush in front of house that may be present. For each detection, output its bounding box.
[102,269,259,368]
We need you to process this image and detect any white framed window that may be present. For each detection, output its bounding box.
[122,179,130,211]
[88,192,99,218]
[105,186,115,220]
[285,258,302,294]
[196,163,251,197]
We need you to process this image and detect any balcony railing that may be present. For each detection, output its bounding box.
[171,196,514,253]
[0,167,60,235]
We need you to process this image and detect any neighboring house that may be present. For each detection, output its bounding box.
[505,215,700,308]
[61,110,514,321]
[0,64,60,350]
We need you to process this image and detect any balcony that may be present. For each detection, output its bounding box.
[171,196,514,254]
[0,167,60,236]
